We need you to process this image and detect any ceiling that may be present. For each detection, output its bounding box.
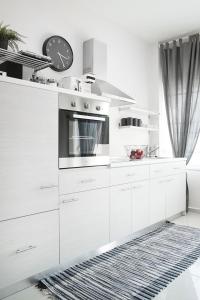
[82,0,200,42]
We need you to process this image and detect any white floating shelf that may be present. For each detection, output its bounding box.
[0,76,111,103]
[119,125,159,132]
[119,105,159,116]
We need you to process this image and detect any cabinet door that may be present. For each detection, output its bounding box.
[0,83,58,221]
[0,210,59,289]
[166,173,186,218]
[132,180,150,232]
[110,184,132,241]
[149,178,166,224]
[60,188,109,264]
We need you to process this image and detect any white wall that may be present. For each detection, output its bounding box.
[1,0,159,157]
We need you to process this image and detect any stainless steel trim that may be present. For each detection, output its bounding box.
[73,113,106,122]
[59,156,110,169]
[16,245,37,254]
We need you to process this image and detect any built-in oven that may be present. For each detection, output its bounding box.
[59,94,110,168]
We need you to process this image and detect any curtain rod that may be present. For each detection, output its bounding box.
[158,30,199,45]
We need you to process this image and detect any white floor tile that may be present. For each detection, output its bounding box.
[154,270,200,300]
[4,286,53,300]
[174,212,200,228]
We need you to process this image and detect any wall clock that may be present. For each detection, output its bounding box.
[42,35,73,72]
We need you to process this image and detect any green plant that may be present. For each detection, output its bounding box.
[0,22,25,51]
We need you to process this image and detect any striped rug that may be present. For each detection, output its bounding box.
[39,222,200,299]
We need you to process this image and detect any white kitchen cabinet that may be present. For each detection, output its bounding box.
[165,173,186,219]
[149,178,166,224]
[60,188,109,264]
[0,83,58,221]
[110,184,132,241]
[132,180,150,232]
[0,210,59,289]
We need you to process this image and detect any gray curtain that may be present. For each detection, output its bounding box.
[160,34,200,209]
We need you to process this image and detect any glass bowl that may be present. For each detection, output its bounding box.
[124,145,148,160]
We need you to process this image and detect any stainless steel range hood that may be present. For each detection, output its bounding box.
[83,39,136,106]
[91,78,136,107]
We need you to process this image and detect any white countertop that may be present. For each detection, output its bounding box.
[109,157,186,168]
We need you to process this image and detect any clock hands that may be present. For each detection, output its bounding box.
[57,51,70,68]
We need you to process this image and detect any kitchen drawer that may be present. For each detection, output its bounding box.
[0,210,59,289]
[110,165,149,186]
[150,161,186,178]
[166,161,186,176]
[59,167,109,195]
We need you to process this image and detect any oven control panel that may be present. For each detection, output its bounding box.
[59,93,110,115]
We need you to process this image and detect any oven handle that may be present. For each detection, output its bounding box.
[73,113,106,122]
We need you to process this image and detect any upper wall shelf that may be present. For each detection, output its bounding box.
[119,105,159,116]
[119,125,159,132]
[0,76,111,103]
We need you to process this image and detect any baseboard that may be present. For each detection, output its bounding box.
[189,207,200,214]
[0,220,166,299]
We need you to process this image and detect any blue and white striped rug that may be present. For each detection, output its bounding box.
[39,222,200,299]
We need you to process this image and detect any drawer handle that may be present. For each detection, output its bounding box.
[16,245,37,254]
[40,184,58,190]
[133,184,143,189]
[166,178,175,182]
[120,187,131,192]
[80,179,96,184]
[173,167,181,170]
[62,198,79,204]
[126,173,136,177]
[158,180,166,184]
[154,170,162,173]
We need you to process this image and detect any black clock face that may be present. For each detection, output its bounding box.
[43,35,73,72]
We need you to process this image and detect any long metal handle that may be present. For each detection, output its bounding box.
[62,198,79,204]
[80,178,96,184]
[16,245,37,254]
[73,113,106,122]
[40,184,58,190]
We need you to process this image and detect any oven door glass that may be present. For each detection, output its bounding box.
[59,110,109,158]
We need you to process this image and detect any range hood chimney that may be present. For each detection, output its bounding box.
[83,39,136,106]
